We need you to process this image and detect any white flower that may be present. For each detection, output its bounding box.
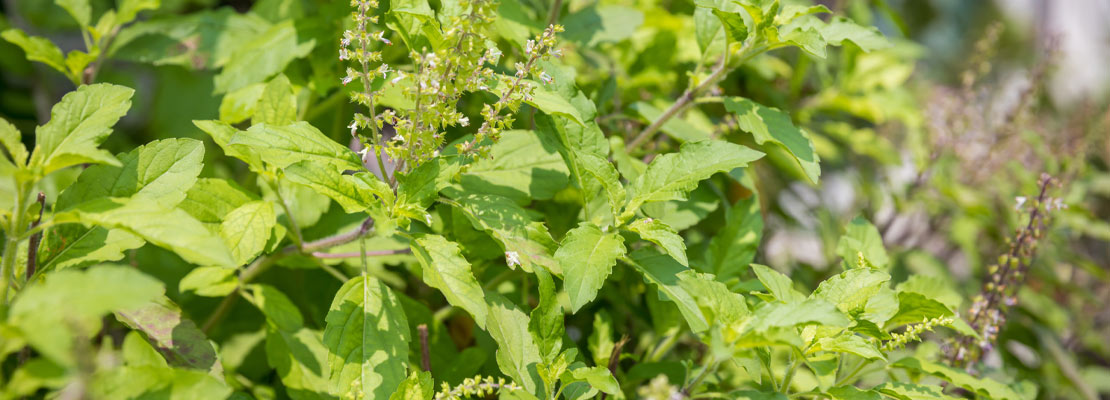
[339,48,350,61]
[341,75,354,85]
[458,116,469,126]
[391,71,406,84]
[348,120,358,136]
[525,40,535,55]
[539,72,553,84]
[1014,196,1026,210]
[505,251,521,268]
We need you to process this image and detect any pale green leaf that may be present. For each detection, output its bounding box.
[574,150,626,220]
[459,130,570,203]
[556,223,627,312]
[229,122,362,172]
[10,265,164,367]
[56,198,236,267]
[814,334,884,360]
[253,75,298,126]
[266,327,334,399]
[706,195,762,280]
[117,0,160,24]
[835,217,889,269]
[677,270,750,328]
[625,140,763,218]
[812,268,891,314]
[179,266,237,297]
[220,201,276,265]
[629,248,709,333]
[29,83,134,175]
[177,178,257,227]
[56,0,91,26]
[628,218,687,266]
[389,370,434,400]
[484,292,543,396]
[193,120,265,172]
[568,366,620,395]
[1,29,70,81]
[895,275,962,312]
[827,385,883,400]
[284,161,387,213]
[0,117,28,167]
[892,357,1022,400]
[751,264,806,303]
[876,382,961,400]
[89,366,232,399]
[219,83,266,124]
[55,138,205,209]
[724,98,820,184]
[745,299,851,333]
[562,5,643,47]
[528,267,564,363]
[322,276,410,399]
[451,193,558,273]
[115,296,225,377]
[712,9,748,44]
[214,21,315,93]
[410,234,488,327]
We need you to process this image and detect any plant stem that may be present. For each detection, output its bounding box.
[625,54,729,151]
[779,352,801,393]
[1,181,30,313]
[25,193,45,283]
[311,249,410,259]
[418,324,431,372]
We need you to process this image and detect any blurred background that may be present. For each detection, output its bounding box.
[1,0,1108,398]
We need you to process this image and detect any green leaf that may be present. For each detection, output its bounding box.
[895,275,962,312]
[628,218,687,266]
[0,29,72,83]
[827,385,883,400]
[528,267,564,363]
[556,223,627,312]
[248,284,333,399]
[678,271,749,328]
[219,83,266,124]
[814,334,884,360]
[179,266,237,297]
[876,382,961,400]
[568,366,620,395]
[322,276,410,399]
[745,299,851,333]
[285,161,388,213]
[817,17,890,52]
[115,296,225,377]
[706,195,762,280]
[712,9,749,44]
[193,120,265,172]
[389,370,434,400]
[9,265,164,367]
[835,217,890,269]
[56,138,205,209]
[751,264,806,303]
[450,193,559,273]
[55,198,236,267]
[812,268,891,315]
[574,150,626,220]
[38,138,202,272]
[484,292,544,396]
[117,0,160,24]
[624,140,763,218]
[56,0,91,26]
[410,234,488,327]
[892,357,1022,400]
[887,292,953,327]
[629,248,710,333]
[29,83,134,175]
[724,97,820,184]
[247,284,304,332]
[219,201,276,265]
[0,118,27,167]
[178,178,257,228]
[459,130,570,203]
[229,122,362,172]
[254,75,298,126]
[90,366,232,399]
[214,21,315,93]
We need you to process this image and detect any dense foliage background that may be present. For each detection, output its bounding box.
[0,0,1108,399]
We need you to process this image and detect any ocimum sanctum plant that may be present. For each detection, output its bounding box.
[0,0,1099,399]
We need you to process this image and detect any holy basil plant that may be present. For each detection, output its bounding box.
[0,0,1068,399]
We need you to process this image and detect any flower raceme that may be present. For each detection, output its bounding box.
[340,0,565,176]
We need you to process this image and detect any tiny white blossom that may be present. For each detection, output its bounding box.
[505,251,521,268]
[348,120,358,136]
[340,37,351,47]
[539,72,553,84]
[339,48,350,61]
[1014,196,1027,210]
[525,40,535,55]
[458,116,470,126]
[341,75,354,85]
[391,71,406,84]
